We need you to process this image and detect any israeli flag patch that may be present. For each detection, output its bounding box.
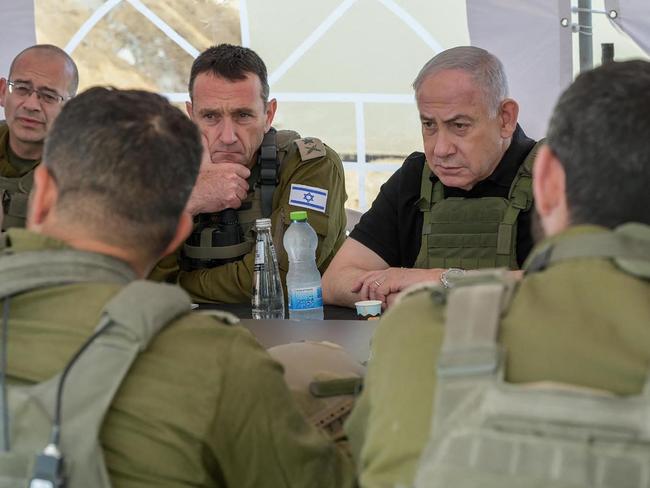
[289,184,328,213]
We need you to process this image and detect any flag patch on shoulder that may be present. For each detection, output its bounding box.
[289,184,328,213]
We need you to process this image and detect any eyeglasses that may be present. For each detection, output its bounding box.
[7,80,68,105]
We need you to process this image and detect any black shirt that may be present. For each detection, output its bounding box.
[350,125,536,268]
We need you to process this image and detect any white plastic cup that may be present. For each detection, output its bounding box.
[354,300,382,317]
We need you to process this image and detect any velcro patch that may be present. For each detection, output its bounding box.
[295,137,326,161]
[289,184,328,213]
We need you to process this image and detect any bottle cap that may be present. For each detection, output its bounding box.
[255,218,272,229]
[290,211,308,221]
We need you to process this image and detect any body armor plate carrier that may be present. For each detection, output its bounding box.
[414,141,543,270]
[414,223,650,488]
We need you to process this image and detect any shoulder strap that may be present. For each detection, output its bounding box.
[0,249,136,299]
[495,139,544,262]
[438,269,518,378]
[258,128,279,218]
[10,281,190,487]
[527,223,650,279]
[431,270,518,434]
[294,137,327,161]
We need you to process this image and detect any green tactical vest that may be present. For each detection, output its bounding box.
[0,248,191,487]
[413,223,650,488]
[179,128,300,270]
[0,171,34,231]
[414,141,543,270]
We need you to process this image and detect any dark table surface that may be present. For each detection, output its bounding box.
[198,302,360,320]
[196,303,377,362]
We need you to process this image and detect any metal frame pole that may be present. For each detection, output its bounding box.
[578,0,593,72]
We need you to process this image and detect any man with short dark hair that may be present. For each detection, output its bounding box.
[1,87,355,487]
[346,60,650,488]
[0,44,78,230]
[323,46,539,309]
[152,44,347,304]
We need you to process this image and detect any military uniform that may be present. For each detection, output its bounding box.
[346,225,650,488]
[0,121,39,230]
[151,129,347,303]
[3,228,356,488]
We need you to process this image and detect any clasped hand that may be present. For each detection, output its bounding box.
[351,267,445,310]
[185,135,251,215]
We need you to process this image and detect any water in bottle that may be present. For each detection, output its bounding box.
[251,218,285,319]
[283,211,324,320]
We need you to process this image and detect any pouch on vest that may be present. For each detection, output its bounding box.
[0,171,34,231]
[414,227,650,488]
[0,250,191,488]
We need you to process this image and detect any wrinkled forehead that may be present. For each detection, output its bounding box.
[10,50,75,94]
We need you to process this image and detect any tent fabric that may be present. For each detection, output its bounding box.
[0,0,36,119]
[466,0,573,140]
[605,0,650,55]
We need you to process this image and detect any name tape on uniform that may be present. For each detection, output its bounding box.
[289,184,328,213]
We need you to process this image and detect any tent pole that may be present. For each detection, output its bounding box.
[578,0,593,72]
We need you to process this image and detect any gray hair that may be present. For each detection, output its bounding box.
[412,46,508,116]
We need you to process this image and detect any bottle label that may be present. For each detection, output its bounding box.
[288,286,323,311]
[254,241,265,266]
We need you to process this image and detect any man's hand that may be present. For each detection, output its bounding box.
[185,135,251,216]
[351,267,445,309]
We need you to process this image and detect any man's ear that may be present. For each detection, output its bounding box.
[0,77,7,108]
[185,100,194,120]
[27,165,59,230]
[533,144,569,236]
[264,98,277,132]
[161,211,193,257]
[499,98,519,138]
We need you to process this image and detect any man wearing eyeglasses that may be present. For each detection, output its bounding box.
[0,44,78,230]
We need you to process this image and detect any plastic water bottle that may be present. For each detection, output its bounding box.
[283,211,324,320]
[251,218,285,319]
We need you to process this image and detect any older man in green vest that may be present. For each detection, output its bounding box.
[323,46,540,310]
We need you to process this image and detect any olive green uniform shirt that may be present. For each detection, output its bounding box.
[152,134,347,303]
[3,229,356,488]
[345,225,650,488]
[0,121,40,230]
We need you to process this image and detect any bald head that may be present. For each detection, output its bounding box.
[10,44,79,96]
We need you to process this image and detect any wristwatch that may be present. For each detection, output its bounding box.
[440,268,465,288]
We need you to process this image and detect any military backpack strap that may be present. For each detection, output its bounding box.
[258,128,279,218]
[414,159,442,269]
[0,250,136,298]
[5,281,191,487]
[494,139,543,266]
[433,269,519,432]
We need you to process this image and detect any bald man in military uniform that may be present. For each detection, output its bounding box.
[151,44,347,303]
[0,44,78,230]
